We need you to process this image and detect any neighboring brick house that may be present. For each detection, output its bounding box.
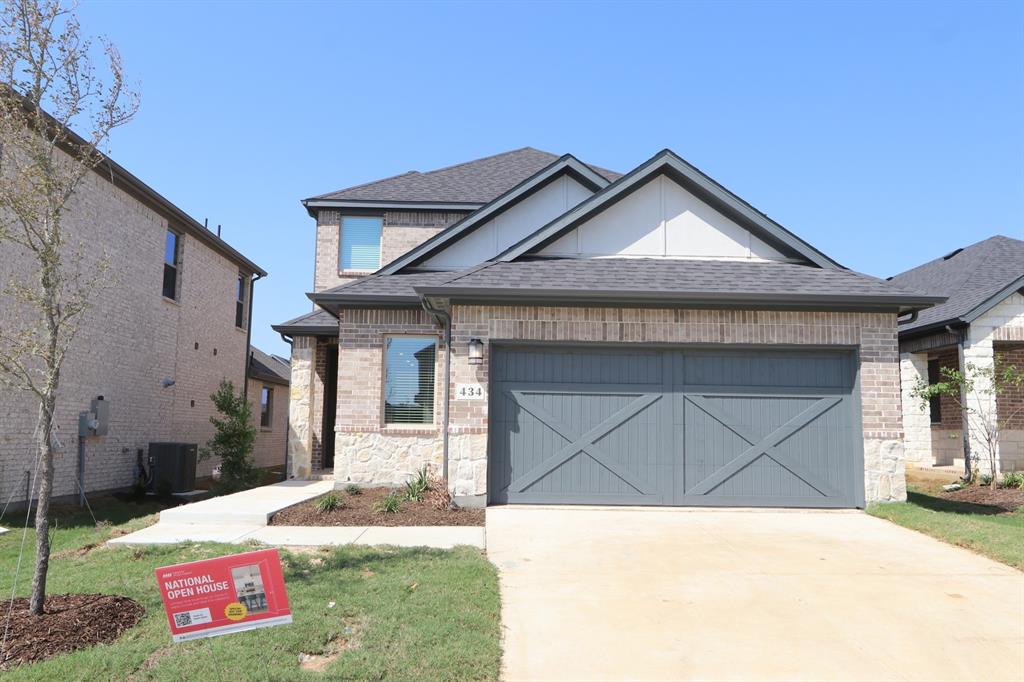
[248,346,290,471]
[275,148,940,508]
[0,141,265,506]
[891,235,1024,474]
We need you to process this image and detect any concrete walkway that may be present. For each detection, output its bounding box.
[487,506,1024,682]
[108,479,484,549]
[109,522,484,548]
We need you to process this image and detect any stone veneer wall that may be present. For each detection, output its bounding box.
[287,337,314,478]
[312,209,469,292]
[0,162,253,504]
[444,306,906,504]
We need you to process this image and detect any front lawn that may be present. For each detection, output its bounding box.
[0,498,500,680]
[869,488,1024,570]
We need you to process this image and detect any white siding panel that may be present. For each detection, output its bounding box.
[537,175,787,261]
[423,176,594,269]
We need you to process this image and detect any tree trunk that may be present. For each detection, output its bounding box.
[28,393,56,615]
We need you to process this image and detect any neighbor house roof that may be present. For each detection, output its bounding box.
[303,147,620,212]
[249,346,290,385]
[889,235,1024,336]
[412,258,942,312]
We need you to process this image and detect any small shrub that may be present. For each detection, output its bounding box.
[315,492,342,514]
[404,467,430,502]
[978,473,993,487]
[426,477,455,511]
[374,491,402,514]
[1000,471,1024,489]
[344,483,362,496]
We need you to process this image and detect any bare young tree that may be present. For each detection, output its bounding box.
[0,0,137,615]
[912,355,1024,489]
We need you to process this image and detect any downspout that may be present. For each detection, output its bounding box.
[242,272,264,401]
[420,297,451,482]
[946,324,971,481]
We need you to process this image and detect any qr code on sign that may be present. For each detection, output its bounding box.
[173,611,192,627]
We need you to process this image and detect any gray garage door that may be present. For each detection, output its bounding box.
[488,346,863,508]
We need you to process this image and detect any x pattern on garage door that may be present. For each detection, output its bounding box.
[488,347,863,508]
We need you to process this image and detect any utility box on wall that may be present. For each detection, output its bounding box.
[149,442,198,494]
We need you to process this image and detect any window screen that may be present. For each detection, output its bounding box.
[163,230,180,300]
[340,216,383,271]
[927,359,942,424]
[384,336,436,425]
[260,386,273,428]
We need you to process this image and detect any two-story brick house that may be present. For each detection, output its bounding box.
[275,148,941,509]
[0,139,265,507]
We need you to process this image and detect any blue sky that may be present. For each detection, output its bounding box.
[77,0,1022,357]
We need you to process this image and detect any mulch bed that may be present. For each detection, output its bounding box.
[0,593,144,669]
[270,487,484,527]
[942,485,1024,513]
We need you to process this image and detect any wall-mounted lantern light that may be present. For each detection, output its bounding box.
[468,338,484,365]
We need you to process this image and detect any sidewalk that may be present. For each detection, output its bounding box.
[108,479,485,549]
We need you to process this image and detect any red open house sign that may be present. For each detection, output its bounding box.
[156,548,292,642]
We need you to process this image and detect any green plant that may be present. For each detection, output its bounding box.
[315,492,342,513]
[375,491,403,514]
[404,467,431,502]
[345,483,363,496]
[978,473,993,487]
[1000,471,1024,489]
[200,380,259,494]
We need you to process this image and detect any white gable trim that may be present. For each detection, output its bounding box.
[536,175,788,261]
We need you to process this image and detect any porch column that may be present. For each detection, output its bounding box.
[287,336,315,478]
[900,351,932,466]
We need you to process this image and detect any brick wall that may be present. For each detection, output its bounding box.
[311,338,337,471]
[333,308,445,486]
[248,377,289,470]
[0,165,254,504]
[928,348,963,430]
[312,209,468,292]
[332,305,906,503]
[995,343,1024,430]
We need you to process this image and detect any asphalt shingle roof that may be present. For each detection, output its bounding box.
[422,258,930,302]
[272,308,338,333]
[309,148,620,204]
[888,235,1024,333]
[249,346,290,385]
[318,270,461,300]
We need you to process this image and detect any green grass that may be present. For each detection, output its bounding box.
[0,497,500,680]
[869,488,1024,570]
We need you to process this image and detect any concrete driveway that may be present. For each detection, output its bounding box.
[487,507,1024,682]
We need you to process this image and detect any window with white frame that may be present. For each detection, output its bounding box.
[383,336,436,425]
[236,273,247,329]
[340,215,383,271]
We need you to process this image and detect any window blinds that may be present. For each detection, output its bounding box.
[384,336,436,424]
[340,216,383,270]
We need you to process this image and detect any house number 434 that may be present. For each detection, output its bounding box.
[456,384,484,400]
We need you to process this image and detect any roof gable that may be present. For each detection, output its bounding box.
[536,173,788,261]
[381,155,609,274]
[890,235,1024,334]
[495,149,842,269]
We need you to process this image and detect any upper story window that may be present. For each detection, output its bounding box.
[260,386,273,428]
[340,215,383,271]
[163,229,181,300]
[236,273,247,329]
[383,336,436,425]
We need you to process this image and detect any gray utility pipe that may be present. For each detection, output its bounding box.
[420,298,451,482]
